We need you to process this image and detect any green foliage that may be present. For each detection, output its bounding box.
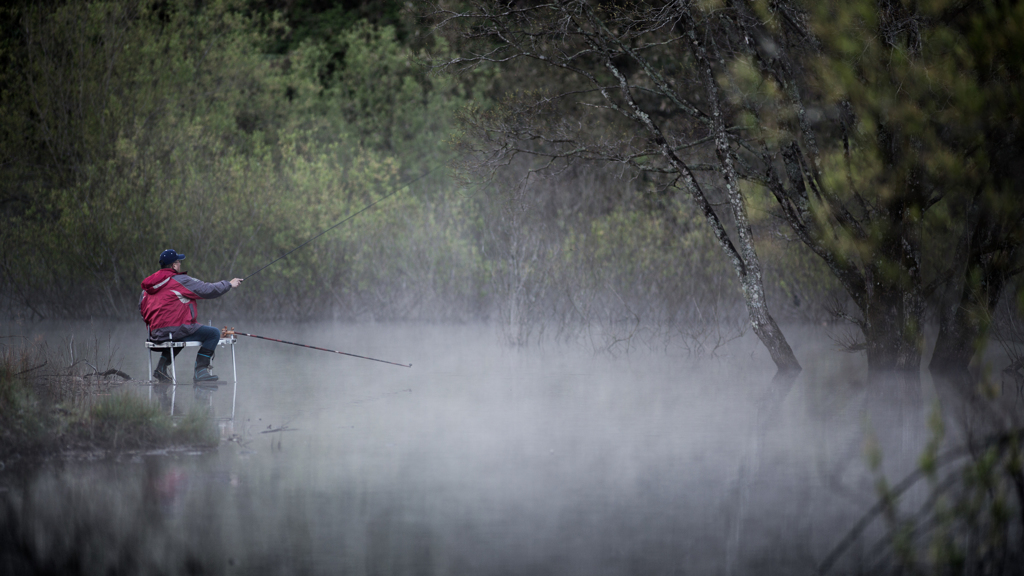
[16,0,1009,356]
[562,199,734,322]
[720,0,1024,369]
[831,424,1024,575]
[0,0,479,321]
[253,0,415,54]
[437,0,1024,365]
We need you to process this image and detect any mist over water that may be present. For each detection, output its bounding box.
[1,322,1011,575]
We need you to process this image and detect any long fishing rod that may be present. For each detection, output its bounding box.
[243,161,449,282]
[222,328,411,368]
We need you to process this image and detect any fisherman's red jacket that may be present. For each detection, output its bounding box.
[139,268,232,341]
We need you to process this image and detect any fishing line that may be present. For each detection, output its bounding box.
[242,161,450,282]
[223,328,411,368]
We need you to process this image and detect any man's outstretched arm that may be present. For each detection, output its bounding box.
[173,275,241,300]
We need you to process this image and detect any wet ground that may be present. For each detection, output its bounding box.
[0,321,1020,575]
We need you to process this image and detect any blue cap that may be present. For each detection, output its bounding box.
[159,249,186,266]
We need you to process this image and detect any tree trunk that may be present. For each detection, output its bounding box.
[930,195,1018,373]
[742,274,801,373]
[930,304,984,373]
[859,200,925,373]
[685,9,801,374]
[930,254,1014,373]
[862,281,923,373]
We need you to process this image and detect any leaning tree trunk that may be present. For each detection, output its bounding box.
[590,15,801,375]
[740,272,801,373]
[687,14,801,374]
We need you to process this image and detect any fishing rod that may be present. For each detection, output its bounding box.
[222,327,412,368]
[243,161,449,282]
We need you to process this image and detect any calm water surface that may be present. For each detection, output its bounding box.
[1,321,1009,575]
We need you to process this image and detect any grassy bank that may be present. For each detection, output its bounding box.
[0,343,218,460]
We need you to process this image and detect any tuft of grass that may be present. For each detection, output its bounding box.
[86,393,219,450]
[173,405,221,447]
[87,393,173,449]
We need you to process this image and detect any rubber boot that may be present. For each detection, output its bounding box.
[153,355,173,383]
[193,347,219,384]
[153,348,181,382]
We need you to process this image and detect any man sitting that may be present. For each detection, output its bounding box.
[140,249,242,384]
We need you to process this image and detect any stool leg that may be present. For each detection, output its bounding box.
[147,349,153,401]
[231,341,238,421]
[170,346,177,416]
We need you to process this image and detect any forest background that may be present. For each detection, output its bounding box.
[1,0,1020,372]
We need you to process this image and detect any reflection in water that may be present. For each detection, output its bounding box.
[0,456,217,574]
[0,323,1020,575]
